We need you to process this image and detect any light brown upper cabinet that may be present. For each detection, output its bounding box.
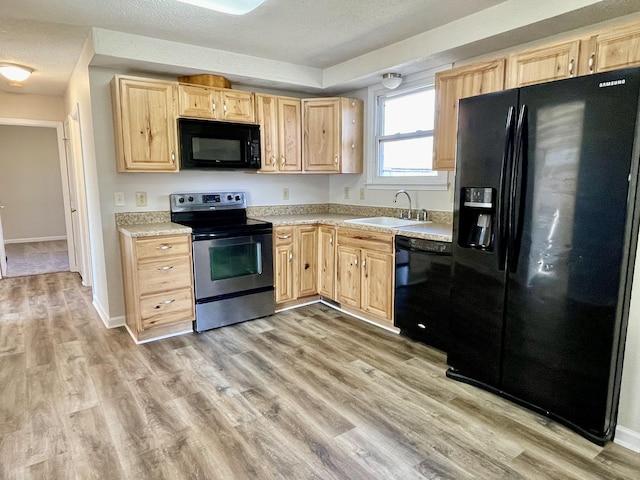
[256,94,302,172]
[506,40,581,88]
[302,97,363,173]
[178,84,256,123]
[111,76,179,173]
[433,59,506,171]
[587,22,640,74]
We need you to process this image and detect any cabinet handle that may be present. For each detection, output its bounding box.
[223,103,228,113]
[362,259,366,269]
[589,53,595,73]
[329,235,333,245]
[277,234,291,239]
[281,155,285,167]
[351,144,355,149]
[157,244,172,250]
[417,323,426,329]
[155,299,175,309]
[271,155,277,166]
[334,154,338,165]
[354,257,358,266]
[171,151,175,163]
[568,59,575,77]
[289,251,293,262]
[157,265,174,271]
[212,102,216,112]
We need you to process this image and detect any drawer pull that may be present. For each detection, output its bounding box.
[277,234,291,239]
[157,265,174,271]
[157,244,172,250]
[155,299,175,309]
[418,323,426,329]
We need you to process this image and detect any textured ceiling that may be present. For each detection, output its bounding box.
[0,0,639,96]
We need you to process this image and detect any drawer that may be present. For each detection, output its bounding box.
[137,257,193,296]
[274,227,295,246]
[140,288,194,330]
[337,228,393,253]
[135,235,191,260]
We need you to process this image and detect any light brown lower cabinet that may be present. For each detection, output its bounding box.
[118,232,195,342]
[336,228,394,326]
[318,225,337,300]
[274,225,318,305]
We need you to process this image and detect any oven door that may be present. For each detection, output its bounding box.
[192,232,273,300]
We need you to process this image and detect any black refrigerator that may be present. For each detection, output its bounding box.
[447,66,640,445]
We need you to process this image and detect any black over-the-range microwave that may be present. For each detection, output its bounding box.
[178,118,261,170]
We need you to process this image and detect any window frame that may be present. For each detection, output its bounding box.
[366,73,448,190]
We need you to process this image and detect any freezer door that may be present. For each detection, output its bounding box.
[448,89,519,386]
[501,68,640,441]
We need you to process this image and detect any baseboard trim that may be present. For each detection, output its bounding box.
[4,236,66,244]
[92,296,111,329]
[614,425,640,452]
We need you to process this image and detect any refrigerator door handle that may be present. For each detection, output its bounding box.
[498,106,515,271]
[508,104,528,273]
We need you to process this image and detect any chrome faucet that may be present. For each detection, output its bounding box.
[393,189,412,219]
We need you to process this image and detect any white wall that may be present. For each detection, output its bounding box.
[0,125,66,241]
[0,91,65,121]
[88,66,331,320]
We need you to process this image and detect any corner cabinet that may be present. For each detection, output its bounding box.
[111,76,179,172]
[178,84,256,123]
[256,94,302,172]
[433,59,506,171]
[118,231,195,343]
[336,228,394,326]
[589,22,640,73]
[302,97,363,173]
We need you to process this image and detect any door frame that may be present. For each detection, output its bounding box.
[0,117,81,278]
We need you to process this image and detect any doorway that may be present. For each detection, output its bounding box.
[0,118,84,280]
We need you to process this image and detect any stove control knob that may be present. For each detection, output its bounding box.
[227,195,233,201]
[235,195,241,201]
[188,196,194,202]
[178,197,185,203]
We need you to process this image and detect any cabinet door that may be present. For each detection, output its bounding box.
[297,225,318,298]
[337,245,360,308]
[318,226,336,300]
[220,90,256,123]
[115,77,179,172]
[303,99,341,172]
[361,251,393,321]
[507,40,580,88]
[278,97,303,172]
[256,94,279,171]
[339,98,364,174]
[593,22,640,73]
[178,84,215,118]
[274,227,295,304]
[433,59,505,171]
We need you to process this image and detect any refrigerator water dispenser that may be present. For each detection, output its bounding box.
[459,187,495,250]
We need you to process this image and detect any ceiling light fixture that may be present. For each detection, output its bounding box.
[0,63,34,82]
[381,73,402,89]
[176,0,267,15]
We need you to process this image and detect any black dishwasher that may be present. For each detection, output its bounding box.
[394,235,452,351]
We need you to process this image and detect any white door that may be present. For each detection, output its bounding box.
[64,117,81,274]
[0,203,6,278]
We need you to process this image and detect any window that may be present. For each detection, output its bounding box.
[367,76,447,189]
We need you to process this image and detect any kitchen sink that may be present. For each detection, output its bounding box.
[345,216,427,227]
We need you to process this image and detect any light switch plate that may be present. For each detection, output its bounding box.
[282,188,289,200]
[114,192,125,206]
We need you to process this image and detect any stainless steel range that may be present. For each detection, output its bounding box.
[170,192,274,332]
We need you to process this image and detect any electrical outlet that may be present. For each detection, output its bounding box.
[114,192,125,206]
[282,188,289,200]
[344,187,350,199]
[359,187,365,200]
[135,191,147,207]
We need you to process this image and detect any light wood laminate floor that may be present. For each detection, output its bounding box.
[1,272,639,479]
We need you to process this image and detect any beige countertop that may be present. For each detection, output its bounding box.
[254,213,452,242]
[117,222,192,237]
